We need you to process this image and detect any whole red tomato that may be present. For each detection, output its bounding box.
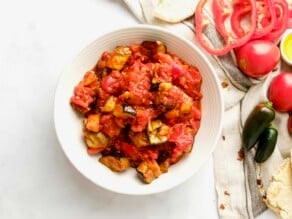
[236,40,280,78]
[268,72,292,112]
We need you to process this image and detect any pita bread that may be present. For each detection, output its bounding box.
[153,0,197,23]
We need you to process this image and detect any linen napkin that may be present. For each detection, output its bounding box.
[122,0,292,218]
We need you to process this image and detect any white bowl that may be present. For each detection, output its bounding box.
[54,25,223,195]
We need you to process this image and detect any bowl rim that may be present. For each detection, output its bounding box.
[53,24,224,195]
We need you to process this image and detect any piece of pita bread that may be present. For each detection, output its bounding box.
[153,0,197,23]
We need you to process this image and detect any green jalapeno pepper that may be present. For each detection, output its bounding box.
[255,125,278,163]
[242,102,275,150]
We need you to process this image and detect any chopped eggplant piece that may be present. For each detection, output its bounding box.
[147,120,170,144]
[84,113,100,132]
[136,160,161,184]
[141,41,166,54]
[102,96,116,112]
[106,46,132,70]
[165,104,175,110]
[159,159,170,173]
[84,130,109,148]
[101,147,124,157]
[129,131,150,147]
[123,105,137,115]
[150,82,160,91]
[157,151,170,163]
[99,156,130,172]
[95,67,108,79]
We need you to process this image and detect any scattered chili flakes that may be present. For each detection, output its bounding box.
[219,203,226,210]
[237,147,244,161]
[221,79,229,88]
[256,179,262,186]
[222,135,226,141]
[224,190,230,196]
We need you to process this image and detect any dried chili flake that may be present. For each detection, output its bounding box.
[237,147,245,161]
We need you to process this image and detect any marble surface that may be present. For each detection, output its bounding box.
[0,0,277,218]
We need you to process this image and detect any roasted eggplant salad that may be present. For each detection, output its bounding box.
[70,41,203,183]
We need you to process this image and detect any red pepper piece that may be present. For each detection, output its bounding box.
[195,0,232,56]
[231,0,276,39]
[260,0,289,41]
[195,0,257,56]
[251,0,276,39]
[231,3,251,37]
[212,0,232,40]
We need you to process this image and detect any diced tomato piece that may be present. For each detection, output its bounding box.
[100,114,121,137]
[192,105,202,120]
[70,71,99,113]
[168,124,194,163]
[171,64,184,79]
[173,66,202,100]
[70,86,95,113]
[101,71,122,94]
[119,142,140,161]
[131,108,151,132]
[153,52,173,64]
[121,62,153,105]
[139,148,159,161]
[155,63,173,82]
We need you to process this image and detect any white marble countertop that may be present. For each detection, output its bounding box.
[0,0,277,218]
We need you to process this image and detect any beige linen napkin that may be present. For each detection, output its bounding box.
[123,0,292,218]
